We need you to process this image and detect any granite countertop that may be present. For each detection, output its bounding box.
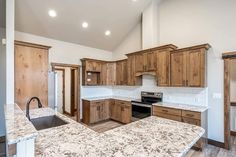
[153,102,208,112]
[82,96,134,102]
[33,107,205,157]
[4,104,38,145]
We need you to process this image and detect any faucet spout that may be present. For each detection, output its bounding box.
[26,97,43,120]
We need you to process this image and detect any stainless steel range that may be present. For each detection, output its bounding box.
[131,92,163,120]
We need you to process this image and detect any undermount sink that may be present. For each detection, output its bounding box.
[30,115,68,131]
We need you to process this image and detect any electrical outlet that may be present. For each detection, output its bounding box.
[212,93,222,99]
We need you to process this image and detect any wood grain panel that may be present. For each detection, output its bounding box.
[153,106,182,116]
[182,110,201,120]
[15,43,49,110]
[156,51,170,86]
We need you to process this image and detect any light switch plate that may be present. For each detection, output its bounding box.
[1,38,6,45]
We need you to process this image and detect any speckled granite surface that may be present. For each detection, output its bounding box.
[4,104,38,145]
[153,102,208,112]
[33,108,205,157]
[82,96,134,102]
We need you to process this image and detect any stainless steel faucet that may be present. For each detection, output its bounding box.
[26,97,43,120]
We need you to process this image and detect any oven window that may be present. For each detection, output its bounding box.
[132,105,151,119]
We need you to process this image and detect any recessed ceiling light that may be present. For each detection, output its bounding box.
[105,30,111,36]
[48,10,57,18]
[82,22,88,28]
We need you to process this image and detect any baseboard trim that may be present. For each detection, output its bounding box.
[208,139,225,148]
[231,131,236,136]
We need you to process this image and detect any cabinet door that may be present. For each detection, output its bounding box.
[170,52,187,87]
[116,61,122,85]
[100,63,107,85]
[90,103,101,123]
[110,101,121,121]
[107,63,116,85]
[102,100,110,120]
[145,52,156,71]
[120,104,131,124]
[85,61,94,71]
[187,50,206,87]
[93,62,102,72]
[135,53,144,72]
[156,51,170,86]
[121,60,127,85]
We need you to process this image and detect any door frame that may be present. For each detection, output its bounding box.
[51,63,80,122]
[222,51,236,150]
[54,68,66,114]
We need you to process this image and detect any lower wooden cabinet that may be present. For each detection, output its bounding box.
[153,106,208,151]
[111,100,132,124]
[82,99,131,125]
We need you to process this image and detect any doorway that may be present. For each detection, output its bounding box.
[52,63,80,122]
[223,51,236,150]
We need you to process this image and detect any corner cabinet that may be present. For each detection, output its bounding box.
[170,44,210,87]
[82,99,131,125]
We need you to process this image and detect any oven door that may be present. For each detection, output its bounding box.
[132,102,152,119]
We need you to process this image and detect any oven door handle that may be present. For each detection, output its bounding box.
[132,103,152,108]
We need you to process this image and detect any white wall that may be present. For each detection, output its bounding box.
[6,0,14,104]
[230,60,236,131]
[159,0,236,142]
[112,23,142,60]
[142,0,161,49]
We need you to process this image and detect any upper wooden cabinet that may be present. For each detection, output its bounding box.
[170,44,210,87]
[85,60,102,72]
[15,41,51,110]
[116,59,128,85]
[126,55,142,86]
[134,50,156,73]
[156,51,171,86]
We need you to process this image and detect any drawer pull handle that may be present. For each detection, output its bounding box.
[186,114,194,117]
[162,110,168,113]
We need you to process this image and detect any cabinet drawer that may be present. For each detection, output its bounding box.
[182,110,201,120]
[154,112,182,122]
[115,100,131,107]
[153,106,181,116]
[182,117,201,126]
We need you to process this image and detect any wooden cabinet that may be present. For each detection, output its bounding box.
[15,41,50,110]
[170,44,210,87]
[144,51,156,71]
[106,62,116,85]
[82,99,110,124]
[153,105,208,150]
[170,51,187,87]
[100,63,107,85]
[82,99,131,125]
[85,60,102,72]
[110,100,131,124]
[116,60,127,85]
[156,51,171,86]
[127,55,142,86]
[134,51,156,73]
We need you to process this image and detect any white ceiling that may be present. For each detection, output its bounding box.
[15,0,152,51]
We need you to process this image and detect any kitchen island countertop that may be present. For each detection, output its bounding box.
[32,107,205,157]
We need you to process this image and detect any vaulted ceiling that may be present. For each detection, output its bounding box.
[15,0,152,51]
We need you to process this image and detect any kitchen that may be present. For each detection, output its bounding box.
[1,0,236,157]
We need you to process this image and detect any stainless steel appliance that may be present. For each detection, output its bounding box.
[131,92,163,119]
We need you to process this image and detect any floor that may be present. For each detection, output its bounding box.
[88,120,236,157]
